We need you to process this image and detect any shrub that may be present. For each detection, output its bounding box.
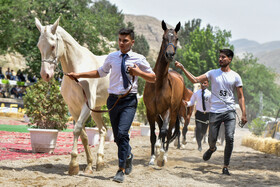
[136,97,147,124]
[23,78,68,130]
[248,118,266,136]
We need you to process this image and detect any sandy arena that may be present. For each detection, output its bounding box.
[0,125,280,187]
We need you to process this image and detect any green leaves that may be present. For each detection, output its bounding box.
[232,54,280,121]
[23,78,68,130]
[0,0,124,76]
[174,19,233,88]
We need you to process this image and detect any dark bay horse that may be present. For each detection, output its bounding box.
[143,21,193,166]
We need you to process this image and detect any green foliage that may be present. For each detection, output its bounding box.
[248,118,266,136]
[136,97,147,124]
[84,105,111,127]
[90,0,125,42]
[23,78,68,130]
[133,34,150,57]
[231,54,280,121]
[85,116,96,128]
[101,105,111,127]
[174,19,233,88]
[0,0,124,77]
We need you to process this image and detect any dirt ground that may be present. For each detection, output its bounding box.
[0,126,280,187]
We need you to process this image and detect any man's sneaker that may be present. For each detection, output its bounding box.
[125,153,133,175]
[222,167,230,176]
[203,147,216,161]
[113,170,124,183]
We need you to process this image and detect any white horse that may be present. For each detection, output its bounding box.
[35,17,110,175]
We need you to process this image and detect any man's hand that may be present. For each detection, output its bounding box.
[127,64,140,76]
[241,113,247,125]
[66,72,79,80]
[183,100,188,106]
[175,61,184,70]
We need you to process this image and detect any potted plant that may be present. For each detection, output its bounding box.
[137,97,150,136]
[23,78,68,153]
[85,116,100,146]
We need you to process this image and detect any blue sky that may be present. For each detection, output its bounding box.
[108,0,280,44]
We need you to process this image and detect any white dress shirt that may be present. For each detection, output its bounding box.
[187,88,211,113]
[98,50,154,95]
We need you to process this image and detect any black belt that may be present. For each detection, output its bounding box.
[109,93,137,98]
[196,110,209,115]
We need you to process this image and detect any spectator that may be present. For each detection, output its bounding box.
[10,70,16,80]
[17,69,26,82]
[0,67,5,79]
[0,85,6,98]
[5,68,11,80]
[10,86,19,98]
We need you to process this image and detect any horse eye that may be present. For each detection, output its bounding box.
[51,45,55,50]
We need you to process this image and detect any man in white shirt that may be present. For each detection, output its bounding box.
[184,80,211,152]
[68,28,156,183]
[175,49,247,176]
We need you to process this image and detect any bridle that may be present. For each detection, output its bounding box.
[41,35,59,66]
[39,35,134,113]
[164,42,177,55]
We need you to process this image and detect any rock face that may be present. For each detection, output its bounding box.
[124,14,174,62]
[0,53,26,74]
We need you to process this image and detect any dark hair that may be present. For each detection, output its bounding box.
[118,28,134,40]
[220,49,234,59]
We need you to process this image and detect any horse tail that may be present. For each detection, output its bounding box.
[169,115,180,143]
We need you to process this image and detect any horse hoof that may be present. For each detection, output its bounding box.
[149,161,154,165]
[157,160,165,167]
[68,165,80,175]
[84,166,93,174]
[182,140,187,145]
[96,162,105,171]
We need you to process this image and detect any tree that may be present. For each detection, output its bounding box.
[173,19,233,88]
[231,54,280,122]
[90,0,125,41]
[0,0,125,77]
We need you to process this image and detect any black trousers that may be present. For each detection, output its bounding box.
[195,111,209,148]
[208,110,236,166]
[107,94,137,168]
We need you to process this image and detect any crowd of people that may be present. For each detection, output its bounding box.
[0,67,36,99]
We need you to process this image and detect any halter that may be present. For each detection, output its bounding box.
[41,35,59,66]
[164,42,177,55]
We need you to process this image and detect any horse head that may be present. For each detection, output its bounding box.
[161,20,180,62]
[35,17,64,82]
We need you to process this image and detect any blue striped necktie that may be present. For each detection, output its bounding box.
[121,53,129,89]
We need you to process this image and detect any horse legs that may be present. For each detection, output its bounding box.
[182,106,192,145]
[69,105,91,175]
[147,111,157,165]
[92,111,107,171]
[80,128,94,174]
[157,110,170,167]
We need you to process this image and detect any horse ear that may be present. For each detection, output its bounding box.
[162,20,167,31]
[175,22,181,33]
[51,16,60,35]
[35,17,43,33]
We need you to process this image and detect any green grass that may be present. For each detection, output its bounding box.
[0,124,73,133]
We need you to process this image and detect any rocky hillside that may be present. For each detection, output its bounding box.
[231,39,280,84]
[0,53,27,75]
[124,14,173,62]
[125,14,280,84]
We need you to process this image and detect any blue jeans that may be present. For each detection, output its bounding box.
[208,110,236,166]
[107,94,137,168]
